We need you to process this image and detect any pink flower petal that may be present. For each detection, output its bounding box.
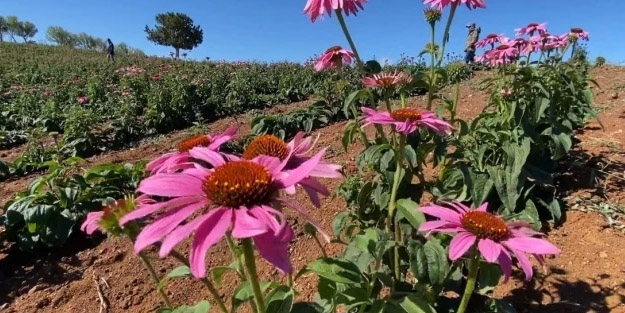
[120,196,205,225]
[478,238,502,263]
[138,174,204,197]
[449,232,477,260]
[498,248,513,282]
[250,206,293,274]
[511,248,534,280]
[231,208,269,238]
[81,211,104,235]
[188,147,226,167]
[190,209,233,277]
[503,237,560,255]
[278,148,327,188]
[159,208,228,257]
[420,205,462,224]
[133,200,207,253]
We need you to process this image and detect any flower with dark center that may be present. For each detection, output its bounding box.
[570,27,589,41]
[81,195,146,236]
[515,22,547,37]
[423,0,486,10]
[243,135,290,161]
[146,125,237,174]
[419,202,560,281]
[122,146,332,278]
[362,72,413,90]
[314,46,355,71]
[476,34,507,48]
[361,107,452,136]
[243,133,343,207]
[304,0,367,23]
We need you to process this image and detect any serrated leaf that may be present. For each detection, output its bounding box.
[265,285,294,313]
[308,258,362,284]
[396,198,425,229]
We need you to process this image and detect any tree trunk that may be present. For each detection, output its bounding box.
[175,48,180,59]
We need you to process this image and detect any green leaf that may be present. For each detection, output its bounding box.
[396,295,436,313]
[265,286,294,313]
[422,238,449,286]
[331,211,350,239]
[308,258,363,284]
[166,300,211,313]
[477,263,503,295]
[396,198,425,229]
[290,302,324,313]
[211,266,235,286]
[158,266,191,292]
[519,199,541,230]
[232,281,275,312]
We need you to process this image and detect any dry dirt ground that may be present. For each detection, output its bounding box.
[2,67,625,313]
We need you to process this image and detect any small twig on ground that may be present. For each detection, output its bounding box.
[92,274,110,313]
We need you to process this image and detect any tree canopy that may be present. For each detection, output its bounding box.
[145,12,203,58]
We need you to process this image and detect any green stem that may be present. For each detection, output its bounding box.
[437,3,458,67]
[387,135,405,281]
[313,233,329,258]
[169,251,229,313]
[138,252,173,309]
[400,93,407,109]
[335,9,364,71]
[456,246,481,313]
[427,23,437,110]
[225,234,260,313]
[242,239,266,313]
[225,232,246,280]
[287,273,294,288]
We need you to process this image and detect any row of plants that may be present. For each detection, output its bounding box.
[2,2,596,312]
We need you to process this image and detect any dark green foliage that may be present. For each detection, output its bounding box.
[145,12,203,58]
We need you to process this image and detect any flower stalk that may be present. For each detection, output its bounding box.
[335,9,363,71]
[242,239,267,313]
[138,252,173,309]
[457,246,480,313]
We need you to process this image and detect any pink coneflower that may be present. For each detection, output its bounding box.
[146,125,238,174]
[423,0,486,10]
[81,197,143,235]
[515,22,547,37]
[122,147,331,277]
[493,44,519,62]
[570,27,589,41]
[362,72,413,89]
[419,202,560,280]
[43,90,53,97]
[303,0,367,22]
[314,46,355,71]
[242,133,342,207]
[500,88,512,97]
[77,96,89,104]
[475,34,506,48]
[361,107,452,136]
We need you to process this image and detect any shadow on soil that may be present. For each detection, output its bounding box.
[503,267,625,313]
[557,147,625,198]
[0,234,105,305]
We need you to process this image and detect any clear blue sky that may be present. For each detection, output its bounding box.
[3,0,624,64]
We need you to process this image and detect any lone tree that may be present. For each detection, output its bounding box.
[0,17,7,42]
[145,12,203,59]
[46,26,76,47]
[16,21,37,43]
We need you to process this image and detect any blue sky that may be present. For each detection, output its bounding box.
[3,0,624,64]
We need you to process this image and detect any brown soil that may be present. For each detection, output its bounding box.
[2,67,625,313]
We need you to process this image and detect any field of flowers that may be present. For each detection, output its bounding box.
[1,0,620,312]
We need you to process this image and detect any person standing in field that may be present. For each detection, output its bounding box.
[464,23,480,64]
[107,38,115,62]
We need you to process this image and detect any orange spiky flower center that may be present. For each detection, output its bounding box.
[528,23,539,27]
[497,44,510,50]
[243,135,290,160]
[390,108,422,122]
[325,45,343,54]
[203,161,274,207]
[570,27,583,34]
[486,34,499,39]
[461,211,510,241]
[178,135,211,153]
